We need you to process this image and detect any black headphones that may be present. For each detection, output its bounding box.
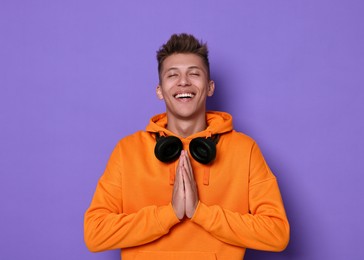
[154,134,219,164]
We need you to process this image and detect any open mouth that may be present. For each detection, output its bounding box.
[174,93,195,99]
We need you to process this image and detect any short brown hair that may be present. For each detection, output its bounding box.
[156,33,210,82]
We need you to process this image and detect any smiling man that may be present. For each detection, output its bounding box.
[84,33,290,260]
[156,52,215,137]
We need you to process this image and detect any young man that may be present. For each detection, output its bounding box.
[84,33,290,259]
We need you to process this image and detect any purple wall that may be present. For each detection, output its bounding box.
[1,1,363,259]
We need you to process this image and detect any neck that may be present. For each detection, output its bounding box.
[166,112,207,138]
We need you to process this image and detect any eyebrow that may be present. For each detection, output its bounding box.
[164,66,203,73]
[187,66,202,70]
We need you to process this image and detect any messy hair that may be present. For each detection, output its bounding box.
[156,33,210,82]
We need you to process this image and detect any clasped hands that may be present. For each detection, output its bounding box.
[172,150,199,220]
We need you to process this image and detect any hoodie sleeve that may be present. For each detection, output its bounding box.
[84,143,180,252]
[191,142,290,251]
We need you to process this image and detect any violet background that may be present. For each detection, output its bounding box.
[1,0,363,259]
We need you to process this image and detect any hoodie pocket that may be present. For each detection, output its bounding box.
[134,251,217,260]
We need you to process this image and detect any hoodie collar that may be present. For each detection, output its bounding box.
[146,111,233,139]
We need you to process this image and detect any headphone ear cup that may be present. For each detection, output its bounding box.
[154,136,183,163]
[189,137,216,164]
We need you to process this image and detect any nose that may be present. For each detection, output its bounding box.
[178,74,191,86]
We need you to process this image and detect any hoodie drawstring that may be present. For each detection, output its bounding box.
[169,163,176,185]
[203,167,210,186]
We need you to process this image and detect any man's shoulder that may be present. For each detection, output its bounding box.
[228,129,256,144]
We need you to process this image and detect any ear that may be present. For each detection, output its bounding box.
[156,85,164,100]
[207,80,215,97]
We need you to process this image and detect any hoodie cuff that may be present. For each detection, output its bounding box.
[156,203,180,232]
[190,201,214,231]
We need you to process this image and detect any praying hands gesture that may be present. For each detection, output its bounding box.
[172,150,199,220]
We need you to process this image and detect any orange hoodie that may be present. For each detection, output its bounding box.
[84,111,289,260]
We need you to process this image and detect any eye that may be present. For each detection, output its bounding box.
[167,73,178,78]
[190,72,200,76]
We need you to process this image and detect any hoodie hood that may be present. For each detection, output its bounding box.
[146,111,233,139]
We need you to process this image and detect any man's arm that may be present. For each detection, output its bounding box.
[190,142,290,251]
[84,143,180,252]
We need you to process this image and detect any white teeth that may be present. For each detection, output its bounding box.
[175,93,194,98]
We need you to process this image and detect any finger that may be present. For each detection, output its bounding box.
[183,157,198,197]
[178,163,184,190]
[173,154,185,195]
[172,164,186,220]
[182,169,198,218]
[173,171,182,199]
[176,151,185,186]
[182,166,189,186]
[182,152,192,182]
[184,151,194,181]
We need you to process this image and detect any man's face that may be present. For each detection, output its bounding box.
[156,53,214,121]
